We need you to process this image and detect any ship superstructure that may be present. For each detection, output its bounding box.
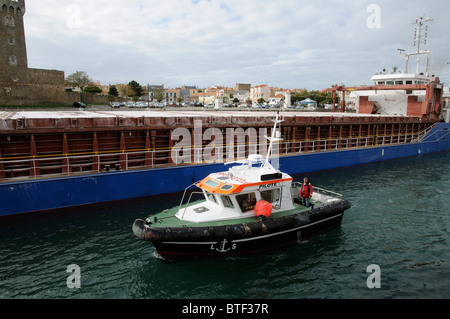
[332,17,444,120]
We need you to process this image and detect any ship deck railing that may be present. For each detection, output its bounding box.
[0,128,436,182]
[417,125,449,143]
[414,124,437,143]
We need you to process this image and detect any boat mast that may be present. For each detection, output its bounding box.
[398,16,433,76]
[263,112,284,169]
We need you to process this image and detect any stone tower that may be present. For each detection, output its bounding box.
[0,0,30,104]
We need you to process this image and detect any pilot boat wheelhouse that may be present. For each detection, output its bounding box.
[132,116,351,260]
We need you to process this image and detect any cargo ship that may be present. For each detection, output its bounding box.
[1,17,449,217]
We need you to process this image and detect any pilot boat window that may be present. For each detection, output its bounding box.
[260,188,281,204]
[205,179,220,188]
[221,195,234,209]
[207,192,217,204]
[220,184,233,191]
[236,193,256,213]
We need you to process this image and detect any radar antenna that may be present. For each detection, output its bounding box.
[397,16,433,75]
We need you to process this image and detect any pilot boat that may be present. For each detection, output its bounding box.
[132,114,351,260]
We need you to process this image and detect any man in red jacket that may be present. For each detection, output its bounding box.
[300,177,313,208]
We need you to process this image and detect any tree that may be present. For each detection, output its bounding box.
[108,85,119,97]
[66,71,93,103]
[66,71,92,91]
[83,84,102,94]
[115,84,129,98]
[128,80,143,98]
[291,90,333,107]
[153,87,165,103]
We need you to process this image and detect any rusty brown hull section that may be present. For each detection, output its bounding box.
[0,111,437,180]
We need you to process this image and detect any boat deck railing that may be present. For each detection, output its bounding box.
[292,182,343,202]
[0,128,436,182]
[177,181,205,219]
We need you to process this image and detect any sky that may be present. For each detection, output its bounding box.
[23,0,450,90]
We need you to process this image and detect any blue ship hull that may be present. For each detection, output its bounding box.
[1,123,449,217]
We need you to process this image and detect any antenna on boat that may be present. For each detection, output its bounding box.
[398,16,433,75]
[263,112,284,169]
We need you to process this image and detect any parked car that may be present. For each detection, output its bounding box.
[73,102,86,108]
[135,102,149,108]
[109,102,123,108]
[252,103,264,108]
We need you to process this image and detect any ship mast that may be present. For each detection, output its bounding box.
[398,16,433,76]
[263,112,284,170]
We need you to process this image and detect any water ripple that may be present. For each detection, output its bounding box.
[1,151,449,299]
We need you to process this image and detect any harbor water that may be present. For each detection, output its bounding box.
[1,151,449,299]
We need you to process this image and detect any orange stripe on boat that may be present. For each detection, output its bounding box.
[197,177,293,195]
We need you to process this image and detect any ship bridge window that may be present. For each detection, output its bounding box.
[386,81,395,85]
[236,193,256,213]
[377,81,385,85]
[221,196,234,209]
[260,188,281,204]
[395,81,404,85]
[406,81,413,85]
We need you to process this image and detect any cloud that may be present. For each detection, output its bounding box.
[23,0,450,89]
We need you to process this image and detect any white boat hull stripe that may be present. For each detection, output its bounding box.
[161,214,342,245]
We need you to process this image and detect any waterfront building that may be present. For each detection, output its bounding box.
[232,90,250,104]
[250,84,271,103]
[234,83,251,92]
[164,89,180,105]
[147,84,164,102]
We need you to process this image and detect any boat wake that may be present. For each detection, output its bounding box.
[152,251,176,263]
